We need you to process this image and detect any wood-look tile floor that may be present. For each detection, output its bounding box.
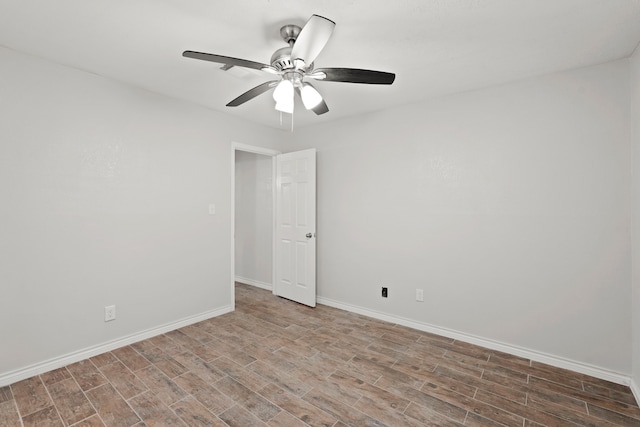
[1,283,639,427]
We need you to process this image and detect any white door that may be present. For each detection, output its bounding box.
[275,149,316,307]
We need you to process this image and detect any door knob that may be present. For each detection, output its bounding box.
[306,233,313,239]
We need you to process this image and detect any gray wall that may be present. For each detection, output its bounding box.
[0,46,284,381]
[290,60,632,376]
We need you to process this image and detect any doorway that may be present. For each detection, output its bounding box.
[231,143,317,309]
[231,143,279,309]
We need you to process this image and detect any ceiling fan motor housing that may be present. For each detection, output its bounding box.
[272,24,310,72]
[270,46,294,71]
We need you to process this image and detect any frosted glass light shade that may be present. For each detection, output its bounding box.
[301,84,322,109]
[273,79,294,103]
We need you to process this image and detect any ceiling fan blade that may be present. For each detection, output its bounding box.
[296,85,329,115]
[227,80,279,107]
[309,68,395,85]
[290,15,335,68]
[183,51,277,73]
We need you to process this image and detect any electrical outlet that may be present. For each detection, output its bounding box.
[381,287,388,298]
[416,289,424,302]
[104,305,116,322]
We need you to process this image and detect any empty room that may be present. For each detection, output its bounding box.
[1,1,640,426]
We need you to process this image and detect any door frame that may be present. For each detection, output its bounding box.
[230,142,280,310]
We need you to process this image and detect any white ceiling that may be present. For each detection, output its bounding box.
[1,0,640,130]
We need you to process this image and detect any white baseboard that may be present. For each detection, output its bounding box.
[631,378,640,406]
[317,296,631,387]
[235,276,272,291]
[0,305,232,387]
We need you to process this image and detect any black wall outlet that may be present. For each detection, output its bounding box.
[381,287,388,298]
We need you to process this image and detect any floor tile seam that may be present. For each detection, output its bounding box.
[579,380,587,394]
[471,385,479,400]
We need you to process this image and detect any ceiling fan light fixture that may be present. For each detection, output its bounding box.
[273,79,294,103]
[301,83,323,109]
[183,14,395,121]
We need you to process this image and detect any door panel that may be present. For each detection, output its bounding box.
[275,149,316,307]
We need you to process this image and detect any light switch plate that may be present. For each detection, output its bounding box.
[104,305,116,322]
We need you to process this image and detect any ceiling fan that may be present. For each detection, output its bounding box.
[182,14,395,116]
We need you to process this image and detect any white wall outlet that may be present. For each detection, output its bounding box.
[104,305,116,322]
[208,203,216,215]
[416,289,424,302]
